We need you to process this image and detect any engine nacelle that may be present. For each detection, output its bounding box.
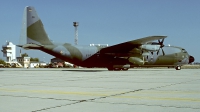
[128,57,144,65]
[142,52,149,56]
[140,45,160,51]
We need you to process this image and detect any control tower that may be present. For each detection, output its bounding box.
[1,41,16,62]
[73,22,79,45]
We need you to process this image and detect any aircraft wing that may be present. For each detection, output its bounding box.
[100,36,167,55]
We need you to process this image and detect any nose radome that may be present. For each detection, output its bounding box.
[189,55,195,64]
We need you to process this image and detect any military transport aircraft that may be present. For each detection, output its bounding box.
[18,6,195,71]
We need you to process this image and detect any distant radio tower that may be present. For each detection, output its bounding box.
[73,22,79,45]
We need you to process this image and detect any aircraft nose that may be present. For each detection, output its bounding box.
[189,55,195,64]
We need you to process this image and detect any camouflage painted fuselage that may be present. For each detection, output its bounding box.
[28,42,191,68]
[18,6,194,70]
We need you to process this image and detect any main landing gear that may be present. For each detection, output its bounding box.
[107,67,129,71]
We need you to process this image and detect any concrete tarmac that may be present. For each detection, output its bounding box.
[0,68,200,112]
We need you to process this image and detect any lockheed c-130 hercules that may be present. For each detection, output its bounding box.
[18,6,195,71]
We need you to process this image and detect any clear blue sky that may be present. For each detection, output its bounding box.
[0,0,200,62]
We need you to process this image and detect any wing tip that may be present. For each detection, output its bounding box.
[148,35,167,38]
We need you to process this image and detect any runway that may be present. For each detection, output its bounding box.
[0,68,200,112]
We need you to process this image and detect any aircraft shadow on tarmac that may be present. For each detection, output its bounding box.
[0,68,175,72]
[61,69,173,72]
[62,70,105,72]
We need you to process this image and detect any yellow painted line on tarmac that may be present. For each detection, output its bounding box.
[117,95,200,102]
[1,88,200,102]
[133,90,200,94]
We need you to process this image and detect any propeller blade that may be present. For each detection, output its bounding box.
[158,39,161,43]
[157,48,160,55]
[158,38,165,47]
[161,48,165,55]
[161,38,165,47]
[157,38,165,55]
[161,38,164,43]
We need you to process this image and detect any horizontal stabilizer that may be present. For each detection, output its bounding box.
[17,44,44,49]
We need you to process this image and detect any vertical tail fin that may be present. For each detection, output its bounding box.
[19,6,53,45]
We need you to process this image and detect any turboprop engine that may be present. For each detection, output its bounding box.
[128,57,145,66]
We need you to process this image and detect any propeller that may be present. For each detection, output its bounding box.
[156,38,165,55]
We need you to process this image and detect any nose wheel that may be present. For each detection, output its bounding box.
[175,66,181,70]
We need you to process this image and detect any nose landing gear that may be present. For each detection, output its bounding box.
[175,66,181,70]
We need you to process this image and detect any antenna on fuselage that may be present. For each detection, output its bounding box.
[73,22,79,45]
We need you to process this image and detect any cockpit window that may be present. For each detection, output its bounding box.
[182,49,187,53]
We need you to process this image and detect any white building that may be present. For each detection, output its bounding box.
[1,41,16,62]
[30,61,47,68]
[17,57,30,68]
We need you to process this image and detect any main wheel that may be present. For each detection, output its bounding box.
[114,68,121,71]
[122,68,129,71]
